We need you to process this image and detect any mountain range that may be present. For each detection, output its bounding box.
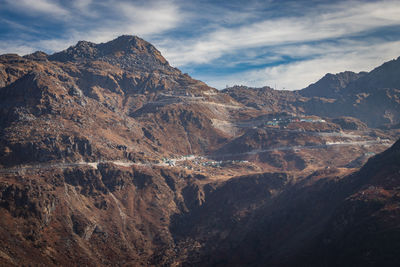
[0,35,399,266]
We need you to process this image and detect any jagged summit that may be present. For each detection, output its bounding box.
[347,56,400,91]
[300,57,400,98]
[299,71,366,98]
[23,51,49,61]
[48,35,171,72]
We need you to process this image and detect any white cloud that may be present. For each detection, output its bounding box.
[37,37,78,52]
[72,0,98,17]
[64,0,182,46]
[73,0,92,10]
[5,0,69,17]
[160,0,400,67]
[203,40,400,90]
[115,1,181,37]
[0,0,184,54]
[0,41,35,55]
[67,0,182,43]
[61,0,181,47]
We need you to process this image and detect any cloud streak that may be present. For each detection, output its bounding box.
[4,0,70,17]
[0,0,183,53]
[160,0,400,66]
[202,39,400,90]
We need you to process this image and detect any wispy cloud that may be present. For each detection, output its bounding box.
[115,1,181,36]
[4,0,69,17]
[0,0,183,53]
[160,0,400,66]
[0,41,36,55]
[63,0,182,45]
[203,39,400,90]
[0,18,40,34]
[72,0,92,11]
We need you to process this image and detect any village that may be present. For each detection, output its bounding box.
[264,115,326,127]
[162,155,249,170]
[233,113,329,130]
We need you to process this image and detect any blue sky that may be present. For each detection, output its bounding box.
[1,0,400,90]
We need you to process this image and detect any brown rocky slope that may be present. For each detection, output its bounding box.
[1,35,400,266]
[0,35,242,168]
[224,57,400,128]
[2,138,398,266]
[173,138,400,266]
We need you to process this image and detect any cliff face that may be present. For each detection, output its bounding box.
[0,163,198,266]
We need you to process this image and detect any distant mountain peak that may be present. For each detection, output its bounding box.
[47,40,95,62]
[23,51,48,61]
[299,70,366,98]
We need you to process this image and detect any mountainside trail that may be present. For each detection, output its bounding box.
[0,137,392,175]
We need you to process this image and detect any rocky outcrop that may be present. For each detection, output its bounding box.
[331,116,368,130]
[222,85,302,113]
[49,35,172,73]
[300,71,366,98]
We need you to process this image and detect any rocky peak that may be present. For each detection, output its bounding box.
[23,51,49,61]
[48,40,98,61]
[99,35,158,55]
[348,56,400,92]
[300,57,400,99]
[300,71,365,98]
[48,35,171,72]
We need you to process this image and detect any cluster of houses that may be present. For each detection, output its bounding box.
[201,160,223,167]
[265,116,326,127]
[162,155,248,169]
[162,155,197,166]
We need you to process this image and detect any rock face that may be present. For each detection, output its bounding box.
[221,85,301,113]
[49,35,172,73]
[300,71,366,98]
[301,57,400,127]
[305,140,400,267]
[175,139,400,266]
[1,35,400,266]
[331,116,368,131]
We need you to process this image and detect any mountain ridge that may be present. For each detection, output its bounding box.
[224,56,400,127]
[300,56,400,98]
[1,35,400,266]
[299,70,367,98]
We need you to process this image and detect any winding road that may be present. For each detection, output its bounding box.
[0,139,393,174]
